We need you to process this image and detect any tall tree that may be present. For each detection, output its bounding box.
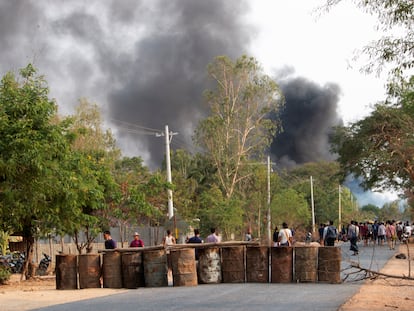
[0,65,75,276]
[110,156,164,246]
[331,92,414,194]
[66,99,120,253]
[194,55,283,199]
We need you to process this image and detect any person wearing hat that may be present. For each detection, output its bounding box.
[130,232,144,247]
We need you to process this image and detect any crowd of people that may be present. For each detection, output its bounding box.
[101,219,412,255]
[102,227,222,250]
[316,219,413,256]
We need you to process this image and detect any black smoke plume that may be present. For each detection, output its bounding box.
[271,77,343,168]
[0,0,252,168]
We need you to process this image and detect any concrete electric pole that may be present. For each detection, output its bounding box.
[156,125,178,220]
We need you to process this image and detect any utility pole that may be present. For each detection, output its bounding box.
[156,125,178,220]
[267,156,271,246]
[310,176,315,234]
[165,125,174,220]
[338,185,342,233]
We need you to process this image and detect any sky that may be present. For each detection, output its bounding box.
[249,0,387,124]
[0,0,398,206]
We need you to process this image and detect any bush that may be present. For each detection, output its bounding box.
[0,266,11,284]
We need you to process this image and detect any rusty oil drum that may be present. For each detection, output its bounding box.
[78,254,101,289]
[318,247,341,283]
[102,251,122,288]
[56,254,78,290]
[221,246,245,283]
[122,252,145,288]
[170,248,197,286]
[197,247,222,284]
[246,246,269,283]
[143,249,168,287]
[271,246,293,283]
[294,246,318,283]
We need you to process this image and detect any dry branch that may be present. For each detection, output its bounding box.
[349,262,414,281]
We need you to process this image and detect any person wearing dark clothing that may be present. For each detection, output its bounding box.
[187,229,203,260]
[348,221,359,255]
[323,220,337,246]
[319,223,326,244]
[272,226,279,246]
[103,230,117,249]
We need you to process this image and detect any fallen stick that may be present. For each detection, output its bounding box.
[349,263,414,281]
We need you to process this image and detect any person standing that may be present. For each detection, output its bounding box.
[163,229,176,286]
[319,223,326,244]
[372,220,379,244]
[206,228,219,243]
[323,220,338,246]
[130,232,144,247]
[385,220,396,250]
[187,228,203,260]
[272,226,279,246]
[378,222,386,245]
[245,228,253,242]
[348,221,359,255]
[163,229,176,246]
[103,230,117,249]
[278,222,293,246]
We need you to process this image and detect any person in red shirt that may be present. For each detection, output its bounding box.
[130,232,144,247]
[360,223,369,246]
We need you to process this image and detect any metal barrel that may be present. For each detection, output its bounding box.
[294,246,318,283]
[221,246,245,283]
[318,247,341,284]
[122,252,145,289]
[170,248,197,286]
[102,251,122,288]
[271,247,293,283]
[55,254,78,290]
[197,247,222,284]
[78,254,101,289]
[246,246,269,283]
[143,249,168,287]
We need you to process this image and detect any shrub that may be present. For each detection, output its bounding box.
[0,266,11,284]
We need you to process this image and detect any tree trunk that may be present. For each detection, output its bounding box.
[21,236,35,281]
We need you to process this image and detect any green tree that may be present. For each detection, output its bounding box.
[379,200,403,221]
[199,185,244,240]
[0,65,76,275]
[169,150,200,222]
[110,156,163,246]
[271,188,311,230]
[331,99,414,193]
[361,204,381,217]
[282,161,354,226]
[71,98,120,160]
[64,99,119,253]
[194,55,283,199]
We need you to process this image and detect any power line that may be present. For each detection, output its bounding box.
[110,119,162,135]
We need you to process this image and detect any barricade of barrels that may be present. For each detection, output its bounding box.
[55,242,341,289]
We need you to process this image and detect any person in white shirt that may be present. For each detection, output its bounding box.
[278,222,293,246]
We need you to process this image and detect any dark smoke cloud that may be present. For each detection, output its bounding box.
[0,0,252,168]
[271,76,343,168]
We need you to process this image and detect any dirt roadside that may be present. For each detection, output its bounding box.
[339,243,414,311]
[0,244,413,311]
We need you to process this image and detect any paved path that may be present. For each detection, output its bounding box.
[32,242,397,311]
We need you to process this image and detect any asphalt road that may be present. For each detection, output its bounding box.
[32,242,396,311]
